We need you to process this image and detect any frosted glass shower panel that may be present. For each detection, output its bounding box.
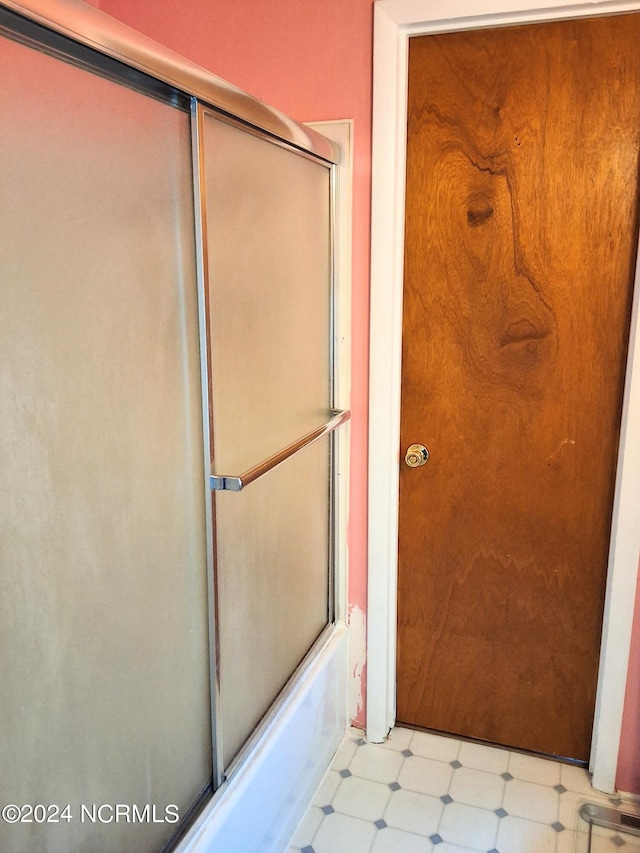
[0,35,210,853]
[199,109,335,768]
[200,111,332,475]
[216,436,331,767]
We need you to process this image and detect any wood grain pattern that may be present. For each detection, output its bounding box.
[397,15,640,760]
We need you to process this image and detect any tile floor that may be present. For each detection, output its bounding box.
[288,727,640,853]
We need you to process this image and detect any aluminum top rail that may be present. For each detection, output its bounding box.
[0,0,341,164]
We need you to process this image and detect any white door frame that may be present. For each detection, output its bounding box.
[367,0,640,793]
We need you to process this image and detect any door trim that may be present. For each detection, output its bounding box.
[368,0,640,793]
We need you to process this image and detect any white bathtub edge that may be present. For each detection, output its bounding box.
[177,623,348,852]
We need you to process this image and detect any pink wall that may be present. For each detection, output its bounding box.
[96,0,640,783]
[617,562,640,793]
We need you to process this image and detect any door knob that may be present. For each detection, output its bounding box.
[405,444,429,467]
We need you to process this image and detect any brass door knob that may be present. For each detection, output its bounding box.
[405,444,429,467]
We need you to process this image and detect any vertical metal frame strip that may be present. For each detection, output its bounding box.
[308,119,352,630]
[328,161,339,626]
[190,97,225,790]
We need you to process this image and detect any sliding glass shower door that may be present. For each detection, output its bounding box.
[195,107,341,772]
[1,4,344,849]
[0,29,211,853]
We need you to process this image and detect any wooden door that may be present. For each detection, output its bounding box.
[397,15,640,761]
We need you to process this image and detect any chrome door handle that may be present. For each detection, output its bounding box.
[405,444,429,468]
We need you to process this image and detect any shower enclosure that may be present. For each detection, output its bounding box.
[0,2,348,851]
